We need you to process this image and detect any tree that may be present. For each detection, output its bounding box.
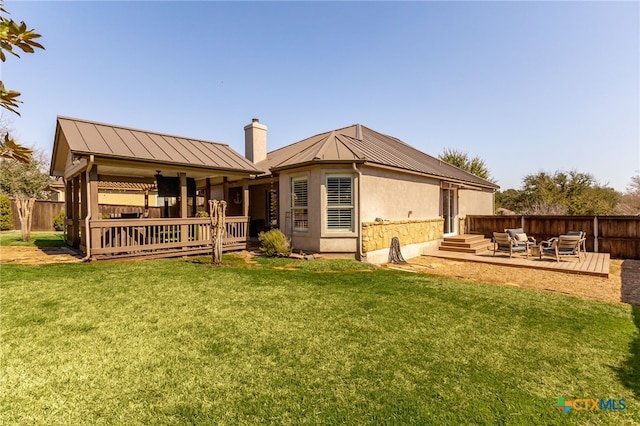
[519,170,619,215]
[0,193,12,230]
[0,0,44,163]
[0,150,52,240]
[438,148,493,181]
[617,175,640,215]
[495,188,524,213]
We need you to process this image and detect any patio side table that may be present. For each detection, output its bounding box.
[529,244,540,259]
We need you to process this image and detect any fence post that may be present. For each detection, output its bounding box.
[593,216,598,253]
[521,215,525,230]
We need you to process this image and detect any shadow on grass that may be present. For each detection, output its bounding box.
[616,306,640,398]
[33,238,66,248]
[616,260,640,398]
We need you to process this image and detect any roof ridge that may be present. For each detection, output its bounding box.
[265,124,359,156]
[334,133,367,159]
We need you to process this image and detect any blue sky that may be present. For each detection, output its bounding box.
[2,1,638,191]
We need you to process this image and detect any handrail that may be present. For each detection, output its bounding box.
[88,216,249,259]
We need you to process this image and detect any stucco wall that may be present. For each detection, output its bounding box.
[249,183,270,222]
[360,167,441,222]
[361,218,444,252]
[458,188,494,216]
[97,192,158,207]
[276,163,494,254]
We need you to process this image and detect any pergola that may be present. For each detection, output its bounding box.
[50,116,262,260]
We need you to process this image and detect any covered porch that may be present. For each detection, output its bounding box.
[50,116,263,260]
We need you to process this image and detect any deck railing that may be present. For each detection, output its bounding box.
[88,216,249,260]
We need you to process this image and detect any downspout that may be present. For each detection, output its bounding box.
[81,155,95,262]
[352,162,364,260]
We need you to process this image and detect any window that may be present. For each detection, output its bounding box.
[291,177,308,231]
[326,175,353,232]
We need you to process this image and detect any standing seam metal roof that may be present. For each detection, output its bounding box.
[53,116,262,174]
[258,124,498,188]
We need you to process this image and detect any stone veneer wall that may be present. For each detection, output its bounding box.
[361,218,444,253]
[458,216,466,235]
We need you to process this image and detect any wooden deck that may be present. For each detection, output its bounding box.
[424,249,610,278]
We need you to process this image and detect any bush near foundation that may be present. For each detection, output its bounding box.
[258,228,291,257]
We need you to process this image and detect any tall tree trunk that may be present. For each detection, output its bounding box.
[15,198,35,242]
[209,200,227,266]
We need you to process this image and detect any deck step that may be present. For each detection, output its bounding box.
[439,234,492,254]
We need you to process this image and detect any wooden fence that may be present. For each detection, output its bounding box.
[10,200,63,232]
[465,215,640,259]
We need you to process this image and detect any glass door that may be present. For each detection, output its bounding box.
[442,188,457,236]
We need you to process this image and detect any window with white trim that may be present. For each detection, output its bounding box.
[326,175,353,232]
[291,177,308,231]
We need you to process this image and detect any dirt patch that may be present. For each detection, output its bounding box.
[391,256,640,306]
[0,246,83,265]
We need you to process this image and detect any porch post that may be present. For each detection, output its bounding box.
[205,178,211,213]
[242,179,249,217]
[179,173,188,246]
[65,179,73,246]
[89,165,100,257]
[80,170,88,252]
[72,175,81,248]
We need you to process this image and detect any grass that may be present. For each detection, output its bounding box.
[1,255,638,425]
[0,230,66,247]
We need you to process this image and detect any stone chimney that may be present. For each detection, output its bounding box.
[244,118,267,163]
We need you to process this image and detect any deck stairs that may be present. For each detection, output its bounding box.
[438,234,492,254]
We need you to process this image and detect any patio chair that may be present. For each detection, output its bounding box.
[493,232,529,258]
[566,230,587,254]
[539,235,583,262]
[505,227,536,248]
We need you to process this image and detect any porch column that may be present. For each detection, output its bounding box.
[72,175,81,248]
[179,173,188,246]
[242,179,249,217]
[80,170,88,252]
[65,179,73,246]
[205,178,211,213]
[179,173,188,218]
[89,165,100,257]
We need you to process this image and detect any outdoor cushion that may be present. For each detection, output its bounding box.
[515,233,528,242]
[506,228,524,239]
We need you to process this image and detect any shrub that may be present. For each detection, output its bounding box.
[53,210,65,232]
[196,210,209,218]
[0,194,12,230]
[258,228,291,257]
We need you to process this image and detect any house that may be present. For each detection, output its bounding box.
[240,120,498,263]
[50,116,498,262]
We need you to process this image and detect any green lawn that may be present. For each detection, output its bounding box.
[0,230,65,247]
[1,255,638,425]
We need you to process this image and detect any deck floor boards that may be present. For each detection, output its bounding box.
[424,249,610,278]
